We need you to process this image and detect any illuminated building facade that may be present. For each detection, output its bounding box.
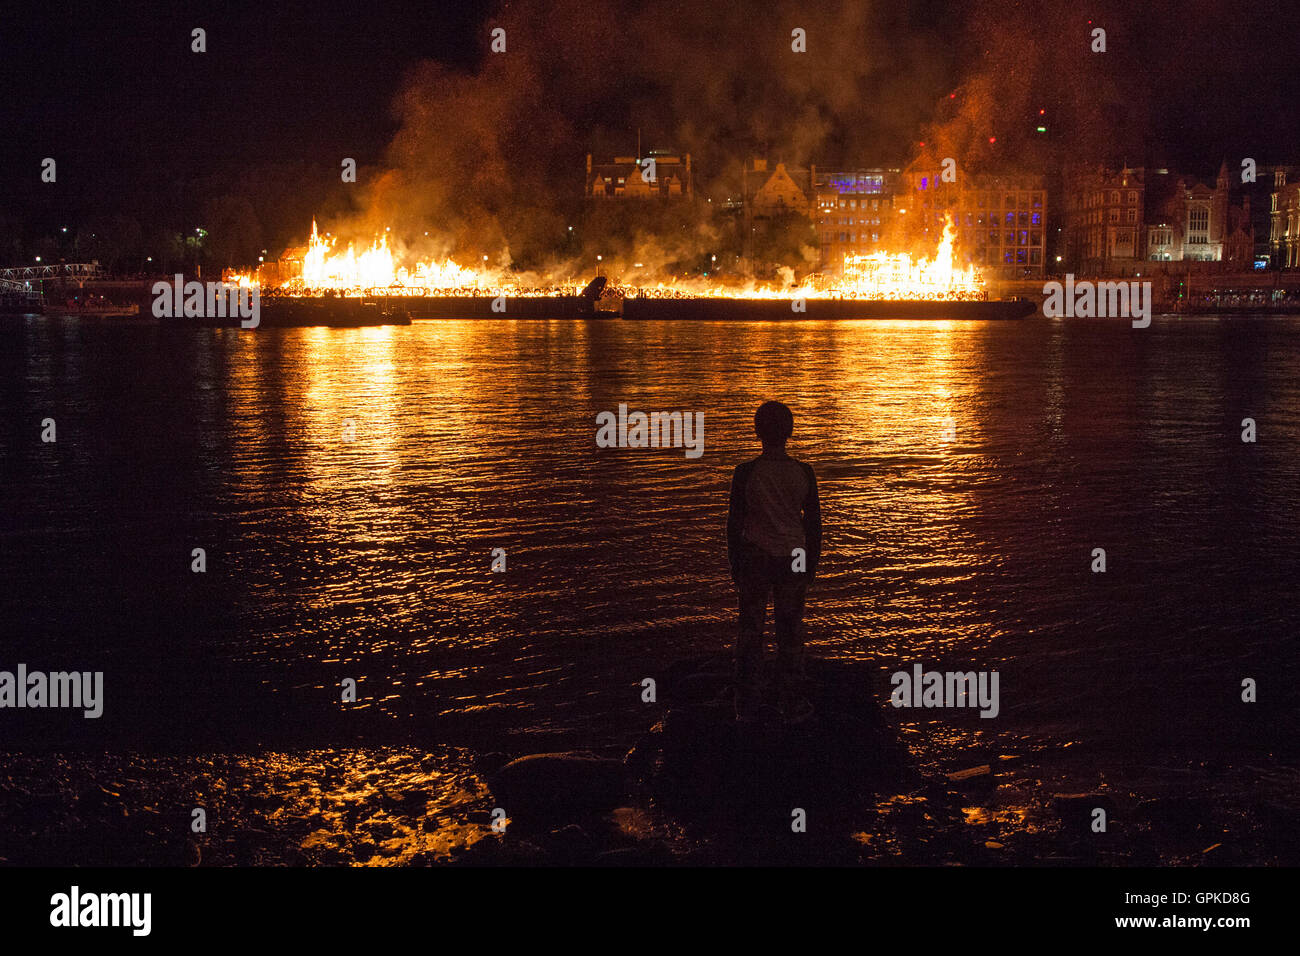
[1270,168,1300,269]
[812,168,901,273]
[586,151,693,199]
[904,170,1048,279]
[1065,163,1253,273]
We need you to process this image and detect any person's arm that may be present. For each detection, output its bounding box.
[802,464,822,580]
[727,463,750,583]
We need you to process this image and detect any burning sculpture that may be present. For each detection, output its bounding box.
[236,216,985,305]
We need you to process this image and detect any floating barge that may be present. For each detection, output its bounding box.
[166,276,1036,325]
[397,294,604,320]
[259,297,410,327]
[172,295,411,328]
[622,297,1037,321]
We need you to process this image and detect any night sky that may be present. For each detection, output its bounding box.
[1,0,1297,252]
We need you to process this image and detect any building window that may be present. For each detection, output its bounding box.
[1109,208,1120,222]
[1031,212,1041,225]
[1126,208,1137,223]
[1128,191,1137,203]
[1111,190,1120,203]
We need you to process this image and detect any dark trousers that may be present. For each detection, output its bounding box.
[735,544,808,690]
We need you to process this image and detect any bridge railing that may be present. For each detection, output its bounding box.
[0,262,103,281]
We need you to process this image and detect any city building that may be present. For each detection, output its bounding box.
[1270,168,1300,269]
[740,161,906,276]
[750,161,811,216]
[737,159,816,279]
[586,150,692,199]
[1063,166,1146,273]
[902,170,1048,279]
[1242,164,1298,266]
[1147,162,1252,265]
[1064,163,1253,273]
[811,168,901,273]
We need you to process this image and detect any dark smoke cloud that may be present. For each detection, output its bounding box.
[336,0,1294,272]
[348,0,955,270]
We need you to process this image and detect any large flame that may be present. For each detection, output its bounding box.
[838,217,983,300]
[292,221,508,294]
[620,217,984,300]
[231,215,984,301]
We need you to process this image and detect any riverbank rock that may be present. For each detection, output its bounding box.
[487,752,627,823]
[624,654,912,858]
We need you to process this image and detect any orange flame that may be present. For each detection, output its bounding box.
[231,215,984,301]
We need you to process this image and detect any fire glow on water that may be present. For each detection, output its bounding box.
[234,216,985,301]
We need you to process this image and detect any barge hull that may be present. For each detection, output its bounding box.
[622,298,1036,321]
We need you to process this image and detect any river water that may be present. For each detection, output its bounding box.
[2,313,1298,864]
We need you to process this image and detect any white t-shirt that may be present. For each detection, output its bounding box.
[742,457,810,557]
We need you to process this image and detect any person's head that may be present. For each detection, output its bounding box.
[754,400,794,449]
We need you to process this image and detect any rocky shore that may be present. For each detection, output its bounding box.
[3,653,1296,866]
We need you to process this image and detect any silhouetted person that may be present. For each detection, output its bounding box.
[727,401,821,724]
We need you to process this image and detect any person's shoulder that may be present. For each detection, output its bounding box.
[789,457,818,479]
